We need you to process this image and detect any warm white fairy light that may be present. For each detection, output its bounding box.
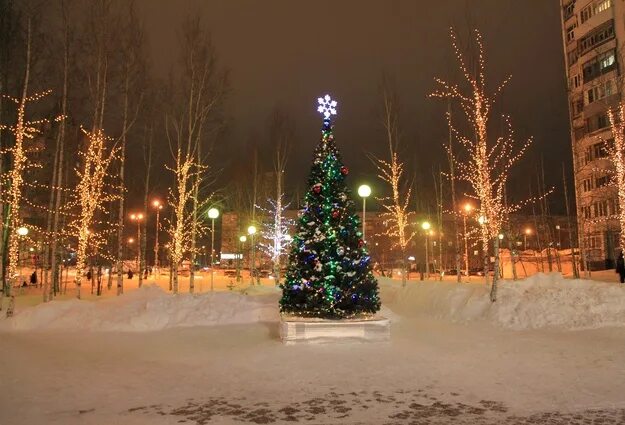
[607,105,625,252]
[72,128,120,299]
[430,28,534,300]
[375,152,415,257]
[166,148,208,294]
[0,90,61,294]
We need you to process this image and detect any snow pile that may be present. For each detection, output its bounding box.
[4,274,625,332]
[380,273,625,330]
[1,285,280,331]
[492,273,625,330]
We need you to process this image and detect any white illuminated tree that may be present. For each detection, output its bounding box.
[257,196,295,283]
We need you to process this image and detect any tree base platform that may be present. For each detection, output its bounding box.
[279,314,390,345]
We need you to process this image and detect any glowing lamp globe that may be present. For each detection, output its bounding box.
[208,208,219,219]
[17,227,29,236]
[247,225,257,235]
[421,221,431,231]
[358,184,372,198]
[239,235,247,243]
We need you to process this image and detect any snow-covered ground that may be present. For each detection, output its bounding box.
[1,273,625,424]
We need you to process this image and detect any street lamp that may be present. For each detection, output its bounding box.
[238,235,247,282]
[130,213,144,284]
[208,207,220,291]
[358,184,371,242]
[422,221,431,278]
[524,228,532,251]
[248,225,258,285]
[152,200,163,272]
[461,203,472,277]
[16,226,29,281]
[555,224,561,248]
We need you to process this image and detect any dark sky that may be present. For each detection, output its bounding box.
[136,0,571,212]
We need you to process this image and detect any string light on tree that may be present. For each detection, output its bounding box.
[429,28,535,302]
[279,94,380,318]
[607,105,625,254]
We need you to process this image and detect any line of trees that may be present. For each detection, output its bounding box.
[0,0,228,309]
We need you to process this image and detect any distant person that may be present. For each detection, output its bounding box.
[128,270,134,280]
[30,271,37,286]
[86,270,92,281]
[616,252,625,284]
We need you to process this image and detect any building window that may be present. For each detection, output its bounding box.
[583,205,592,219]
[567,24,577,43]
[596,175,609,187]
[583,49,616,83]
[584,79,614,104]
[594,200,608,217]
[572,74,581,88]
[563,1,576,20]
[593,141,609,158]
[582,178,593,192]
[595,0,613,14]
[586,112,610,133]
[581,0,613,23]
[578,20,614,56]
[610,198,620,215]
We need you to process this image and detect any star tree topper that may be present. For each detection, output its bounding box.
[317,94,338,119]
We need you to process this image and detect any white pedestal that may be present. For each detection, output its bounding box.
[280,315,390,345]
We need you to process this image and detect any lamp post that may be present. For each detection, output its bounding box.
[357,184,371,242]
[152,200,163,273]
[208,208,219,291]
[498,233,504,279]
[130,213,144,286]
[422,221,431,278]
[524,228,532,251]
[17,226,29,282]
[555,224,561,248]
[248,225,257,285]
[462,203,472,277]
[127,237,135,262]
[238,235,246,282]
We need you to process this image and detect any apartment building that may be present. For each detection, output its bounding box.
[560,0,621,268]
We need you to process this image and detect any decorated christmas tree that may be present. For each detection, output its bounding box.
[280,95,380,318]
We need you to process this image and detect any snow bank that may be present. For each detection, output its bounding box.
[4,274,625,332]
[380,273,625,330]
[1,285,280,332]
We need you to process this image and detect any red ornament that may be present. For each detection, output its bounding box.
[312,184,321,194]
[358,239,364,247]
[340,166,349,175]
[332,210,340,219]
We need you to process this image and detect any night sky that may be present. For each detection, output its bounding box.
[136,0,570,212]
